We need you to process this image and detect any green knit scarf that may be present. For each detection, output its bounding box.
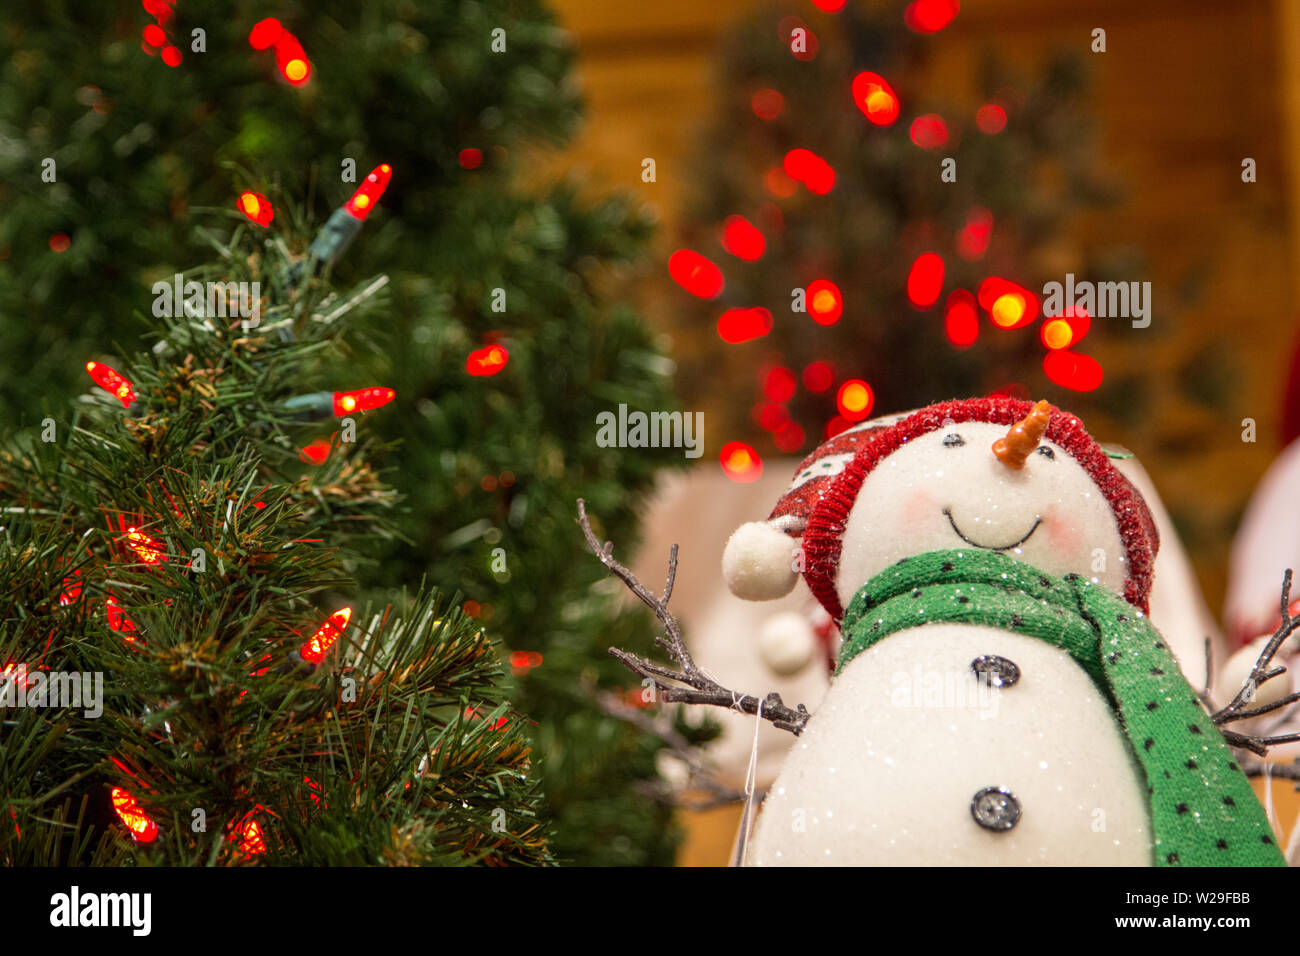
[838,549,1285,867]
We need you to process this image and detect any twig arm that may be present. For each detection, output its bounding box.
[579,499,810,736]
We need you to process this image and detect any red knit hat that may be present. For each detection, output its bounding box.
[802,397,1159,621]
[721,398,1159,622]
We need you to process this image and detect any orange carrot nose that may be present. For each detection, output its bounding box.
[992,400,1051,469]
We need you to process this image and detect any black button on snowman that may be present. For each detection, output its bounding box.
[970,656,1022,831]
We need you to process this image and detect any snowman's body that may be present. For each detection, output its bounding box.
[747,623,1151,866]
[723,401,1284,867]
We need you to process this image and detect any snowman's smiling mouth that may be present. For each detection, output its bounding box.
[942,508,1042,551]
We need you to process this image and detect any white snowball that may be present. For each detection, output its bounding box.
[722,521,799,601]
[758,612,817,676]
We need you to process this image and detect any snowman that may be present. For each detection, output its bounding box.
[721,397,1283,866]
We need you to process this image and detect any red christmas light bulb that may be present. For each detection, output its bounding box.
[343,164,392,221]
[717,307,773,344]
[235,808,268,856]
[237,191,274,227]
[106,597,140,643]
[299,439,331,465]
[300,607,352,664]
[125,527,166,565]
[275,32,311,86]
[467,345,509,376]
[332,386,395,416]
[110,787,158,843]
[248,17,284,51]
[86,361,136,408]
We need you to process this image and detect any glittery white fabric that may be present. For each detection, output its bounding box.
[834,422,1129,613]
[747,625,1151,866]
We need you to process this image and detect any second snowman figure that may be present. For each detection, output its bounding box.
[722,397,1283,866]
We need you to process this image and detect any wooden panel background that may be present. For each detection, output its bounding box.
[543,0,1300,864]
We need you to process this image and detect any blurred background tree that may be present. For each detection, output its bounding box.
[667,0,1169,456]
[0,0,693,864]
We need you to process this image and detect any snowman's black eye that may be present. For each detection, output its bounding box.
[942,434,965,448]
[1036,445,1055,460]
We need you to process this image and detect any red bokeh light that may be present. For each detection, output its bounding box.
[751,89,785,120]
[458,148,483,169]
[783,148,835,195]
[909,114,948,150]
[957,207,993,260]
[1043,350,1104,391]
[774,422,806,452]
[851,72,901,126]
[161,45,182,67]
[49,233,71,253]
[754,401,790,432]
[802,360,834,392]
[978,277,1038,329]
[943,290,979,349]
[1040,307,1092,351]
[721,215,766,260]
[825,415,852,438]
[668,249,725,299]
[806,279,843,325]
[720,442,763,482]
[763,366,798,402]
[717,307,773,344]
[142,24,166,47]
[906,252,945,308]
[248,17,284,51]
[764,167,799,198]
[976,103,1007,134]
[836,379,874,421]
[904,0,960,33]
[811,0,847,10]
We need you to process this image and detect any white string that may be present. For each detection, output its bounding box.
[731,699,763,868]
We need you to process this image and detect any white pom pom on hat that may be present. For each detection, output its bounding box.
[722,521,799,600]
[720,413,907,603]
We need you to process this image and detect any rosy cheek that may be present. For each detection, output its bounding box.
[1043,507,1083,556]
[902,488,935,526]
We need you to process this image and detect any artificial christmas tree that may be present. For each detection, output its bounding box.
[2,0,687,865]
[0,196,551,866]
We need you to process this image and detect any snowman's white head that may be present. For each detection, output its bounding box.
[722,397,1159,623]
